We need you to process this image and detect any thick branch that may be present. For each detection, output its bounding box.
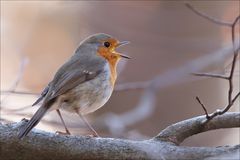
[155,112,240,145]
[0,112,239,160]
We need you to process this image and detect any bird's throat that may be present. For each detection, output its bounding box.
[97,49,120,86]
[108,57,119,87]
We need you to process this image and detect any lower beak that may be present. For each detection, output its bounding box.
[117,41,131,59]
[119,53,131,59]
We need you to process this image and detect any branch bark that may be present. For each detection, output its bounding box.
[0,112,239,160]
[155,112,240,145]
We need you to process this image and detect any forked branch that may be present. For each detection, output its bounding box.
[186,3,240,122]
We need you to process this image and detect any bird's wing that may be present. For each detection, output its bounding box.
[44,56,105,102]
[49,68,102,100]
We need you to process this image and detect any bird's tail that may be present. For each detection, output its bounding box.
[18,100,54,139]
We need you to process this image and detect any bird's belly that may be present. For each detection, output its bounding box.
[57,67,113,115]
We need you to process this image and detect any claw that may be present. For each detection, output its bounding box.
[85,134,100,138]
[56,131,71,135]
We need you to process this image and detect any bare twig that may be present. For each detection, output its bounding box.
[205,92,240,122]
[1,81,149,95]
[185,2,232,26]
[1,82,147,95]
[187,3,240,122]
[1,104,34,113]
[9,57,28,92]
[115,81,150,91]
[191,72,228,79]
[0,90,38,96]
[196,97,210,119]
[231,15,240,49]
[0,57,28,104]
[228,15,240,104]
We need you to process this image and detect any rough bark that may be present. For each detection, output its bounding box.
[0,112,239,160]
[155,112,240,145]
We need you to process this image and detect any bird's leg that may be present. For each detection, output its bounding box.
[75,109,99,137]
[56,109,71,135]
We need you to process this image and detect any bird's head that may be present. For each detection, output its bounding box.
[84,33,130,62]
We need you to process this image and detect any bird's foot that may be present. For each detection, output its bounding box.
[21,118,29,122]
[56,130,71,135]
[86,132,100,138]
[85,134,100,138]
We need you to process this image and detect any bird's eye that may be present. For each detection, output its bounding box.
[104,42,111,48]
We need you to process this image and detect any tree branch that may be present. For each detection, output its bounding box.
[154,112,240,145]
[0,112,239,160]
[187,2,240,122]
[0,90,38,96]
[195,96,210,119]
[204,92,240,122]
[185,3,232,26]
[0,57,28,104]
[191,72,228,80]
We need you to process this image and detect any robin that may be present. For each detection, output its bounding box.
[18,33,130,139]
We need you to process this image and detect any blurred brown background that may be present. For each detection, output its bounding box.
[1,1,239,147]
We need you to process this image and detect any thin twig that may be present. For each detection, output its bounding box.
[1,104,34,113]
[205,92,240,122]
[9,57,28,92]
[0,82,148,95]
[227,16,240,104]
[185,2,232,26]
[231,15,240,50]
[0,57,28,104]
[196,97,210,119]
[115,81,150,91]
[192,73,228,80]
[0,90,39,96]
[232,92,240,104]
[227,53,237,104]
[187,3,240,123]
[222,92,240,114]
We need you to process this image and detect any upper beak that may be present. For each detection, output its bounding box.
[117,41,131,59]
[117,41,130,47]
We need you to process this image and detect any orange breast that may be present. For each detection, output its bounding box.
[97,48,120,86]
[107,57,119,86]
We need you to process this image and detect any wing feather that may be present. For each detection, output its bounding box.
[43,54,105,102]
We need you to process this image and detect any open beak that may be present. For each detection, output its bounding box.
[117,41,131,59]
[117,41,130,47]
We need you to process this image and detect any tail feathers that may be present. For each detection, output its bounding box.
[32,86,49,106]
[18,106,48,139]
[32,96,44,106]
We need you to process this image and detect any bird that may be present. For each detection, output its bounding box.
[18,33,130,139]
